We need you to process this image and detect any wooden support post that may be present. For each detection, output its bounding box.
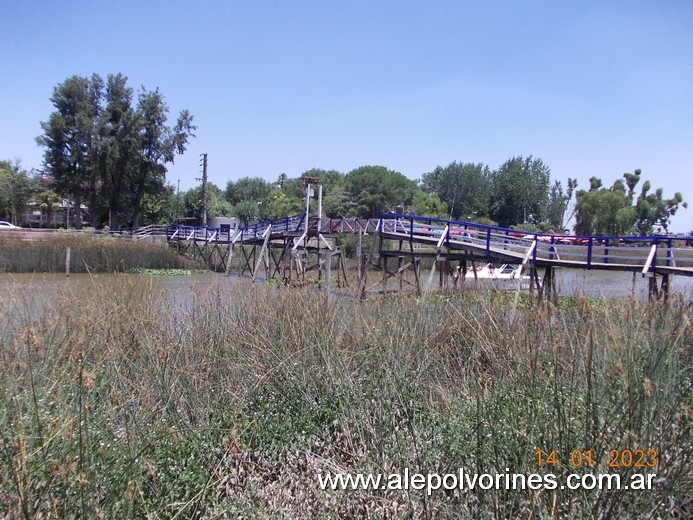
[357,230,362,281]
[263,245,270,280]
[280,238,290,281]
[225,234,235,271]
[238,246,250,276]
[292,250,301,281]
[263,225,273,280]
[339,249,349,288]
[544,267,555,304]
[246,245,256,277]
[438,255,444,289]
[398,240,404,291]
[529,267,535,300]
[661,274,669,303]
[358,231,378,298]
[405,239,418,296]
[377,226,383,270]
[212,243,222,271]
[251,245,257,277]
[317,239,326,287]
[426,252,439,292]
[325,251,332,291]
[648,275,658,302]
[444,255,451,290]
[535,268,544,301]
[631,271,636,298]
[538,267,552,303]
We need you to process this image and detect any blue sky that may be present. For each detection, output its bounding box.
[1,0,691,231]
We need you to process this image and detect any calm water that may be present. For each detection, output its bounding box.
[0,269,691,311]
[554,269,692,301]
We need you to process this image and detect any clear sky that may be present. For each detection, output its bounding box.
[1,0,691,231]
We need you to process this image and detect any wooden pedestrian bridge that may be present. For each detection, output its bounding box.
[167,213,693,300]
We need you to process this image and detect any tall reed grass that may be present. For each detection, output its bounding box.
[0,235,203,273]
[0,277,690,518]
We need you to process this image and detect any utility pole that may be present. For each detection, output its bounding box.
[198,153,208,226]
[176,179,181,223]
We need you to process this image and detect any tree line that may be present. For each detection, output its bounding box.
[1,74,687,236]
[178,161,685,236]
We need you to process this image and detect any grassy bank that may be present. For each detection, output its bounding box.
[0,278,690,518]
[0,234,204,273]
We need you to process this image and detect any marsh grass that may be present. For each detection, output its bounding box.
[0,235,203,273]
[0,277,690,518]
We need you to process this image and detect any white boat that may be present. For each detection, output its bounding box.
[467,263,531,289]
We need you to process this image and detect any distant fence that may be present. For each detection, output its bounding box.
[0,225,170,241]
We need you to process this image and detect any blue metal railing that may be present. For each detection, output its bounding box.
[378,213,693,273]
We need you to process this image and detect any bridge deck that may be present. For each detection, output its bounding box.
[381,230,693,276]
[167,213,693,278]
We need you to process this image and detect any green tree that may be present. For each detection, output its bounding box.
[420,162,491,219]
[182,187,202,222]
[37,74,103,228]
[410,191,448,218]
[99,73,137,229]
[276,177,306,203]
[0,160,37,225]
[574,177,635,235]
[34,189,62,227]
[344,165,417,218]
[574,170,687,236]
[276,172,288,188]
[224,177,272,206]
[129,88,196,229]
[179,184,232,223]
[267,192,303,219]
[267,169,346,218]
[140,191,170,225]
[321,185,355,217]
[490,156,551,228]
[207,184,235,219]
[38,73,195,229]
[301,168,344,192]
[632,176,687,235]
[233,200,261,227]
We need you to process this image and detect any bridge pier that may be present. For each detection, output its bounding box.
[648,273,670,303]
[539,266,556,304]
[173,238,231,272]
[358,229,380,298]
[458,259,468,291]
[238,244,256,278]
[529,267,536,299]
[661,274,670,303]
